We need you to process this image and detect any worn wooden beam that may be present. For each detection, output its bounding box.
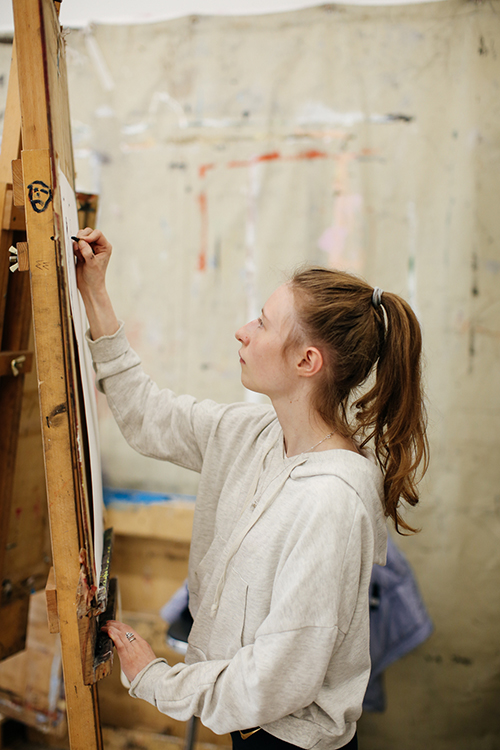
[45,567,59,634]
[20,143,103,750]
[2,189,25,231]
[11,160,24,207]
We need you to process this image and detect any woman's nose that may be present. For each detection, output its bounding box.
[235,325,249,345]
[235,320,254,344]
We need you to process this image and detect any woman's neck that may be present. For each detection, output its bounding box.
[272,392,359,458]
[272,393,334,457]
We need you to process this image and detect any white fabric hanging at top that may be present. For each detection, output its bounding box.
[0,0,449,35]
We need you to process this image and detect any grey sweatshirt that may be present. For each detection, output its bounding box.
[88,325,387,750]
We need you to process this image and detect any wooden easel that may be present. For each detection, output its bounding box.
[0,1,115,748]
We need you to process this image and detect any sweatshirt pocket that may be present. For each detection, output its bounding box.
[207,566,249,660]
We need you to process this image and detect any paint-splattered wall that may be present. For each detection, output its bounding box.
[1,0,499,746]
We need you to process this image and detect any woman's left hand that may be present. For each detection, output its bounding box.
[102,620,158,683]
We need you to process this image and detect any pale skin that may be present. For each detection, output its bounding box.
[73,227,358,682]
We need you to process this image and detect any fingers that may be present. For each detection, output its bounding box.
[73,227,112,259]
[73,244,85,263]
[101,619,133,633]
[73,237,96,263]
[101,620,159,683]
[102,621,144,652]
[103,625,133,657]
[77,227,108,244]
[101,620,134,643]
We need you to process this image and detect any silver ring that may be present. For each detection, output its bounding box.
[125,631,136,642]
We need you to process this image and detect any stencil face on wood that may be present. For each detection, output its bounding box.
[27,180,52,213]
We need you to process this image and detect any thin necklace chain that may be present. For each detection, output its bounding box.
[284,431,336,459]
[252,431,335,510]
[304,431,335,454]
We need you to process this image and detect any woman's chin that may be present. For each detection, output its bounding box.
[241,379,263,396]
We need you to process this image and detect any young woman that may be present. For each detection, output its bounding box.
[74,228,428,750]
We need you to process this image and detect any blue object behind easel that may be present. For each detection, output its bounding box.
[363,536,433,711]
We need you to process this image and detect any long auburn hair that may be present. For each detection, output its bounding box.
[289,267,429,534]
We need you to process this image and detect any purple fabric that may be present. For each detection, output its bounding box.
[363,536,433,711]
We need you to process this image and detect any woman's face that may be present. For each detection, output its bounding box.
[235,284,299,400]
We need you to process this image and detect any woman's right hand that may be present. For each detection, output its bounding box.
[73,227,112,300]
[73,228,120,340]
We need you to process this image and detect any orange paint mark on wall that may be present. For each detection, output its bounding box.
[228,151,281,169]
[289,149,328,161]
[227,159,249,168]
[257,151,281,163]
[199,163,215,179]
[228,150,331,168]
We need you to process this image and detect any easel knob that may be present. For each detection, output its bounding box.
[11,355,26,377]
[8,242,29,272]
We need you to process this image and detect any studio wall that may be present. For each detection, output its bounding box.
[1,0,499,745]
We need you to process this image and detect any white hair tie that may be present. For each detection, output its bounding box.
[372,287,383,309]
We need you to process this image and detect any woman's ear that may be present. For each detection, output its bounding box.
[296,346,324,378]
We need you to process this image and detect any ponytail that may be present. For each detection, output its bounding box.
[289,268,429,534]
[354,292,429,533]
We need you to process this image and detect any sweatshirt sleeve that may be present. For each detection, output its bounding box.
[129,486,371,735]
[129,625,340,733]
[87,324,227,473]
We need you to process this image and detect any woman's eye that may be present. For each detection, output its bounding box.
[257,318,264,328]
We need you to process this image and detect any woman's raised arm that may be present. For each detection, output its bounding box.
[73,227,120,340]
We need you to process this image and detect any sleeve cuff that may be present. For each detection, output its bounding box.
[129,658,170,702]
[86,321,128,363]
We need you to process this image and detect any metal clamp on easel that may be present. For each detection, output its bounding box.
[11,354,26,376]
[8,243,29,273]
[0,350,33,378]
